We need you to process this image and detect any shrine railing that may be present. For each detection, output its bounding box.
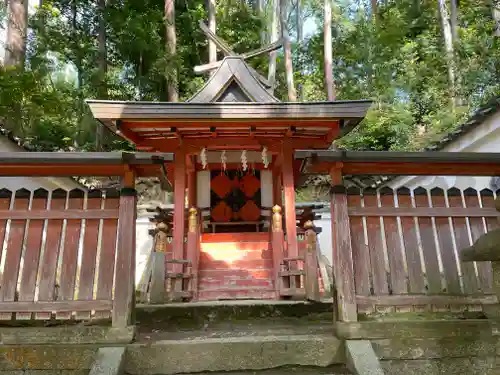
[0,187,137,325]
[332,185,498,320]
[0,151,174,327]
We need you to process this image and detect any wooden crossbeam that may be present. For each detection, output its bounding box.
[195,21,283,85]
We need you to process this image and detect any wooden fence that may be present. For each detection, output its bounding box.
[0,187,135,326]
[333,185,498,321]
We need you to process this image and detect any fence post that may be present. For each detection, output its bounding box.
[304,220,320,301]
[186,207,200,300]
[272,205,285,298]
[331,179,357,322]
[112,173,137,328]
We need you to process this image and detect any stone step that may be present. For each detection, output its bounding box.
[198,288,276,300]
[135,300,333,331]
[124,334,343,375]
[137,365,352,375]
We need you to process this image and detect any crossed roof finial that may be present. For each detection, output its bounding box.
[194,21,283,87]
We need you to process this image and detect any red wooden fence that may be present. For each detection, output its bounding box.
[335,185,498,320]
[0,188,128,322]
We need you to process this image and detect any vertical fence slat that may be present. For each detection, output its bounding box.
[56,189,85,320]
[397,188,426,294]
[95,191,120,319]
[347,188,370,298]
[447,188,479,294]
[363,189,389,295]
[0,189,30,320]
[481,189,499,231]
[380,187,407,295]
[17,189,48,320]
[414,188,442,294]
[479,189,496,292]
[75,191,102,320]
[0,189,13,290]
[464,188,492,293]
[430,188,461,294]
[36,189,67,320]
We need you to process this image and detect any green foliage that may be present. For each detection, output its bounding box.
[0,0,499,153]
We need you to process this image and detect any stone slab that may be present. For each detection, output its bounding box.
[0,371,89,375]
[381,357,500,375]
[345,340,384,375]
[125,334,343,375]
[0,346,97,371]
[89,347,126,375]
[372,336,499,360]
[0,326,135,345]
[336,320,493,339]
[136,300,333,330]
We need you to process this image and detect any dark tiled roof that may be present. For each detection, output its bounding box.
[424,96,500,151]
[0,124,36,151]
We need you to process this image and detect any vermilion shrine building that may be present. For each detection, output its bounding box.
[87,56,372,301]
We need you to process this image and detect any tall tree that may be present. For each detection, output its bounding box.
[296,0,303,99]
[4,0,28,67]
[494,0,500,36]
[280,0,296,100]
[438,0,456,108]
[323,0,335,100]
[165,0,178,101]
[268,0,279,92]
[257,0,265,44]
[208,0,216,63]
[96,0,107,150]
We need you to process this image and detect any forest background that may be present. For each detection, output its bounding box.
[0,0,499,160]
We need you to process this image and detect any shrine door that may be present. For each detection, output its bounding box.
[210,170,262,232]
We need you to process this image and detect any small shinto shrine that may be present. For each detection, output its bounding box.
[87,44,371,301]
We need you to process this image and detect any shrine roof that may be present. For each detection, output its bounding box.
[86,57,371,151]
[86,99,372,151]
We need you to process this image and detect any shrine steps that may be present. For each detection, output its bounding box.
[198,233,275,301]
[129,300,343,374]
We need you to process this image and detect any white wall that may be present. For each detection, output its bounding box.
[135,216,154,285]
[316,212,333,265]
[388,111,500,191]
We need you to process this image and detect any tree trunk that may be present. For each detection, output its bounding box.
[450,0,458,42]
[268,0,279,92]
[280,0,296,101]
[165,0,178,102]
[493,0,500,36]
[72,0,84,147]
[96,0,107,151]
[438,0,456,108]
[296,0,303,99]
[4,0,28,68]
[371,0,377,19]
[257,0,265,45]
[324,0,335,100]
[296,0,303,42]
[208,0,216,63]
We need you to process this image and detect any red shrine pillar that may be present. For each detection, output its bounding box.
[281,141,298,257]
[186,155,197,208]
[172,147,187,268]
